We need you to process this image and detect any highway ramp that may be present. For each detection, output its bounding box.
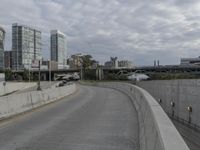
[0,85,139,150]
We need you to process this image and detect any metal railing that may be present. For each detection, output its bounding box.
[167,112,200,132]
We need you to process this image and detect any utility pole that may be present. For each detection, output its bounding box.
[37,60,41,90]
[80,58,83,80]
[49,59,51,84]
[28,42,31,83]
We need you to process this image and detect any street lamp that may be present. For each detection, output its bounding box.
[37,60,41,90]
[48,59,51,84]
[76,53,83,80]
[80,58,83,80]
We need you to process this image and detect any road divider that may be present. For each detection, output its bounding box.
[0,84,76,120]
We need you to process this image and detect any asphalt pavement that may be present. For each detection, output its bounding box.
[0,84,139,150]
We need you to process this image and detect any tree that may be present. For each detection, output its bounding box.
[4,69,13,81]
[81,55,96,69]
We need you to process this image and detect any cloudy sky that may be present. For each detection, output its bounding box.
[1,0,200,66]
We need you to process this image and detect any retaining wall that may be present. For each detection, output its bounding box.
[138,80,200,127]
[94,82,189,150]
[0,84,76,119]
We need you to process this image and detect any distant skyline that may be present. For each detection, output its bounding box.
[1,0,200,66]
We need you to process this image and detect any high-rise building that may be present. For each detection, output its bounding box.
[12,23,42,70]
[50,30,67,69]
[4,51,13,69]
[0,26,5,70]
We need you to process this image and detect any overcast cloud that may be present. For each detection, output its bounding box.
[1,0,200,65]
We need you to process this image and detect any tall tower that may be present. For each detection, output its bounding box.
[0,26,5,70]
[50,30,67,69]
[12,23,42,70]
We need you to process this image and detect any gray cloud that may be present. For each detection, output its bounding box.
[1,0,200,65]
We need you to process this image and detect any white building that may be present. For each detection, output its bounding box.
[105,57,118,68]
[50,30,67,69]
[12,23,42,70]
[118,60,134,68]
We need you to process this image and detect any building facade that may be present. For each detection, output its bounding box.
[12,23,42,70]
[0,26,5,70]
[4,51,13,69]
[104,57,118,68]
[118,60,133,68]
[50,30,67,69]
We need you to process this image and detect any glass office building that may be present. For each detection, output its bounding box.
[0,26,5,70]
[50,30,67,69]
[12,23,42,70]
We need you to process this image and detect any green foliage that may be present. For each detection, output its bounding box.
[22,69,29,81]
[83,69,96,80]
[81,55,98,69]
[105,73,128,81]
[5,69,13,81]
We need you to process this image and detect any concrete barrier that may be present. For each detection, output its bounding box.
[0,82,37,96]
[0,84,76,120]
[91,82,189,150]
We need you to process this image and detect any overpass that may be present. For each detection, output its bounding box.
[0,82,189,150]
[11,65,200,81]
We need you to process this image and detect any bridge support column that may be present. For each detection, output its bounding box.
[96,68,104,80]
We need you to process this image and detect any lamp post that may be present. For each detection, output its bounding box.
[76,53,83,80]
[28,42,31,83]
[37,60,41,90]
[49,59,51,84]
[80,59,83,80]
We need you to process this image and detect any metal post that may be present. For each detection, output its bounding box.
[81,62,83,80]
[171,101,175,117]
[49,59,51,84]
[37,60,41,90]
[187,106,192,123]
[28,42,30,83]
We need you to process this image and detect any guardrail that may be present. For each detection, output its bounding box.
[168,113,200,133]
[84,82,190,150]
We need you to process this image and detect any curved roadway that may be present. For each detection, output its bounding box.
[0,85,139,150]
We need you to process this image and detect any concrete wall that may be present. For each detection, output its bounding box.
[138,79,200,127]
[94,82,189,150]
[0,82,37,96]
[0,84,76,119]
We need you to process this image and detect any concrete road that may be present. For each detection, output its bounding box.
[0,85,139,150]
